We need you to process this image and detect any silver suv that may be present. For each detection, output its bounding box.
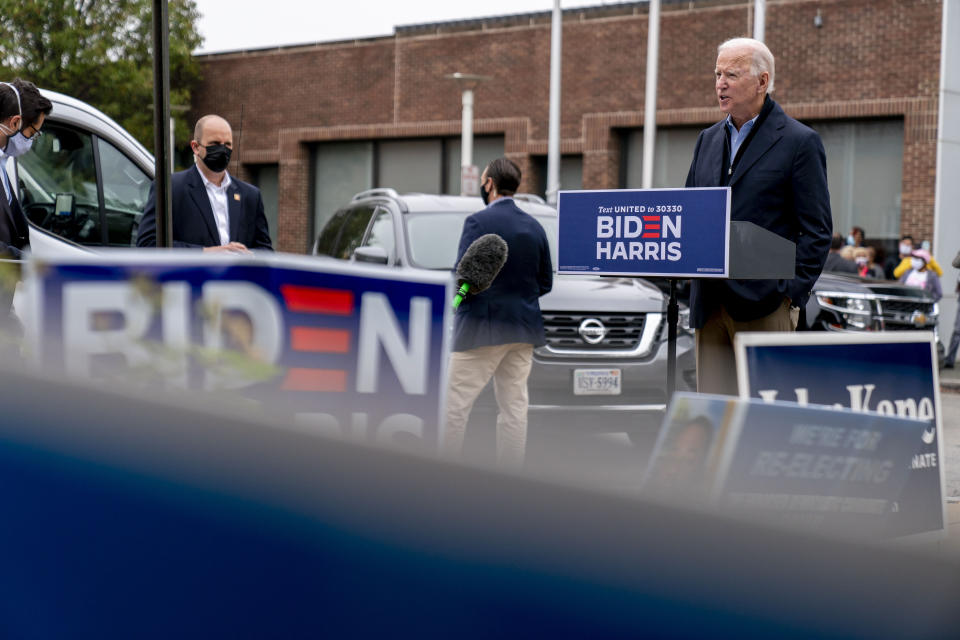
[312,189,696,434]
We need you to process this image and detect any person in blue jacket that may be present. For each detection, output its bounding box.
[444,157,553,468]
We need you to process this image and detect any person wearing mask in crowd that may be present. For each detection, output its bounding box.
[885,235,913,279]
[893,238,942,280]
[684,38,831,395]
[443,157,553,468]
[824,234,858,274]
[853,247,884,279]
[899,249,942,301]
[865,247,885,278]
[944,249,960,369]
[137,114,273,252]
[839,244,856,263]
[0,79,52,330]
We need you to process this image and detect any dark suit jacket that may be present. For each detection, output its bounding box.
[0,168,28,259]
[137,166,273,250]
[452,198,553,352]
[0,168,28,320]
[685,97,832,327]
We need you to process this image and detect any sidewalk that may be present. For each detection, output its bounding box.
[941,362,960,393]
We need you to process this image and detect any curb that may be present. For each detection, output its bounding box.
[941,379,960,393]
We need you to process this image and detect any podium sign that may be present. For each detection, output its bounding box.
[734,332,945,541]
[557,188,730,277]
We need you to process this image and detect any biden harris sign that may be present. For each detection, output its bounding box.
[557,188,730,277]
[24,252,452,449]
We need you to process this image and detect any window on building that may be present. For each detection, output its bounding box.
[246,164,279,247]
[378,139,443,194]
[443,136,505,194]
[621,127,700,189]
[809,119,903,243]
[532,155,583,198]
[313,141,375,243]
[312,136,506,237]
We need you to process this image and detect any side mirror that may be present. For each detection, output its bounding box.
[353,245,389,265]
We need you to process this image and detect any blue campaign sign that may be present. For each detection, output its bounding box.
[557,188,730,277]
[715,399,930,540]
[25,252,452,449]
[734,332,945,540]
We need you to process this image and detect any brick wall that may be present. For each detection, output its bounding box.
[192,0,942,253]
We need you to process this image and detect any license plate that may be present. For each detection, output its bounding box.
[573,369,621,396]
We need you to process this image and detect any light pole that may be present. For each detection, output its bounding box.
[446,72,491,196]
[546,0,562,205]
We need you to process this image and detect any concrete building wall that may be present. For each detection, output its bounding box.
[192,0,943,254]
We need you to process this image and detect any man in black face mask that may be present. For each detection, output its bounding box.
[444,157,553,469]
[137,114,273,252]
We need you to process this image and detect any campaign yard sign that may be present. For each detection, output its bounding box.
[557,188,730,277]
[25,252,452,450]
[734,332,945,540]
[645,392,943,541]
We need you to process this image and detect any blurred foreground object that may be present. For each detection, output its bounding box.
[0,366,957,637]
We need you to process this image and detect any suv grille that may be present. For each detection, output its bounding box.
[878,298,936,330]
[542,313,647,350]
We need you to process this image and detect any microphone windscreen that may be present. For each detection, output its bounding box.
[455,233,509,293]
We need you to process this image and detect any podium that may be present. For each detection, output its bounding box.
[661,220,796,401]
[555,188,797,403]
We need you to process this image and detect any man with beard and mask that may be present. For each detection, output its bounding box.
[137,114,272,252]
[0,80,52,260]
[443,157,552,468]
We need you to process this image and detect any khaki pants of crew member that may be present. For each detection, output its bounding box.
[696,297,799,396]
[443,342,534,469]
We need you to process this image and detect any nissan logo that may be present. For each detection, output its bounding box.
[578,318,607,345]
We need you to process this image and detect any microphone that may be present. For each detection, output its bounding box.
[453,233,508,308]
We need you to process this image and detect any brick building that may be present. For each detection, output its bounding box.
[191,0,941,255]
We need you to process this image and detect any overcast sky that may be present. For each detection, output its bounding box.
[193,0,617,53]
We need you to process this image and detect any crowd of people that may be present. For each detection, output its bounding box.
[823,227,945,302]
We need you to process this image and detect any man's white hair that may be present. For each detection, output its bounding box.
[718,37,775,93]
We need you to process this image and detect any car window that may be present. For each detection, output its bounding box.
[19,123,103,245]
[362,208,395,262]
[332,205,376,260]
[99,139,149,246]
[314,207,351,256]
[405,211,558,270]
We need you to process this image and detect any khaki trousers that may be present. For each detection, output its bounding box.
[696,298,798,396]
[443,342,534,468]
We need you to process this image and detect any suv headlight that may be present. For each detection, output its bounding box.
[815,293,875,330]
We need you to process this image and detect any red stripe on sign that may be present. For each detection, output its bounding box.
[282,368,347,392]
[291,327,350,353]
[642,216,660,221]
[281,286,354,315]
[642,232,660,238]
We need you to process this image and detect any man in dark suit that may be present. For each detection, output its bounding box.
[137,115,272,252]
[0,80,52,328]
[685,38,832,395]
[444,157,553,467]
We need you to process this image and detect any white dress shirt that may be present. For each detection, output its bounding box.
[196,164,232,245]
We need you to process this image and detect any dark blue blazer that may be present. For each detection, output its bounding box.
[452,198,553,352]
[137,166,273,250]
[685,98,832,327]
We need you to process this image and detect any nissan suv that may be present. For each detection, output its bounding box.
[312,189,696,434]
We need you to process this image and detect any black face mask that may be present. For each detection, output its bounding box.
[480,179,491,205]
[202,143,232,173]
